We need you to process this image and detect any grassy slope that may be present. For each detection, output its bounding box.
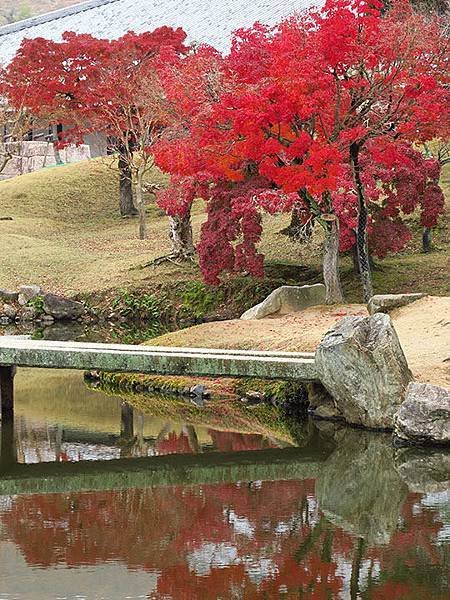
[0,158,448,300]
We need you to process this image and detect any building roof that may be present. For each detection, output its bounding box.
[0,0,320,64]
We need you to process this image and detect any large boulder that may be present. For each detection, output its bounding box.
[368,293,425,315]
[394,383,450,446]
[18,284,42,306]
[43,293,84,321]
[240,284,326,320]
[315,313,412,429]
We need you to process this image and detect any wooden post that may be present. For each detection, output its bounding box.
[120,402,134,440]
[0,366,16,467]
[120,402,135,459]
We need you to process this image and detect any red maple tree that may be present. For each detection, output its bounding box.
[155,0,448,300]
[4,27,190,237]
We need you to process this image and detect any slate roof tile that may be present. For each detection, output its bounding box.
[0,0,321,64]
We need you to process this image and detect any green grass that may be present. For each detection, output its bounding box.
[0,158,448,303]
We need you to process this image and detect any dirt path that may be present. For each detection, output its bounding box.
[153,296,449,387]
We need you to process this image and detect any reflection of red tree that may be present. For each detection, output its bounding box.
[155,431,194,455]
[209,430,277,453]
[1,482,447,598]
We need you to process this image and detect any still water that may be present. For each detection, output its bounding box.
[0,367,449,599]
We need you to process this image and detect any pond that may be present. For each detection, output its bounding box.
[0,348,449,598]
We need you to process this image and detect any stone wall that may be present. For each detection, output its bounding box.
[0,141,91,180]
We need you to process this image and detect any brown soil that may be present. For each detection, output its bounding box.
[153,296,450,387]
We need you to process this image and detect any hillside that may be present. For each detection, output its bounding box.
[0,158,448,300]
[0,1,80,25]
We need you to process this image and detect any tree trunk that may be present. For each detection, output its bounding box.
[350,142,374,302]
[281,205,313,242]
[135,166,146,240]
[422,227,432,253]
[168,211,195,260]
[119,153,137,217]
[323,218,344,304]
[351,244,360,275]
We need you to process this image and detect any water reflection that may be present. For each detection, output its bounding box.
[0,368,448,599]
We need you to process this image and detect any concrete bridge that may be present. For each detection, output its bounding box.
[0,339,321,496]
[0,338,317,415]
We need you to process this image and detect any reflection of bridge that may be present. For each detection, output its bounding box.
[0,447,328,496]
[0,338,320,495]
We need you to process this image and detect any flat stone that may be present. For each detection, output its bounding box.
[316,313,412,429]
[241,284,326,320]
[394,383,450,446]
[0,289,18,302]
[43,293,85,320]
[18,285,42,306]
[368,293,426,315]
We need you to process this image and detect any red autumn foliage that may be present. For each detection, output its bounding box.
[3,27,189,144]
[153,0,447,284]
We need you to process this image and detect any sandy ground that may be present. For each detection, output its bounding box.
[391,296,449,388]
[154,296,449,387]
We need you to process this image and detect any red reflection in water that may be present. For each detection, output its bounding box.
[1,478,447,599]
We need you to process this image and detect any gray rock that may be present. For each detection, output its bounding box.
[395,448,450,493]
[18,284,42,306]
[0,289,18,302]
[368,293,426,315]
[240,284,326,320]
[394,383,450,446]
[316,313,412,429]
[2,304,17,319]
[316,430,407,546]
[307,382,343,420]
[0,316,10,325]
[43,294,85,320]
[20,306,37,321]
[190,384,206,397]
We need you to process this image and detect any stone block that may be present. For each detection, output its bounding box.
[368,293,426,315]
[240,284,326,320]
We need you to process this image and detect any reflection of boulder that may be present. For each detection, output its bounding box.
[315,430,408,546]
[395,448,450,494]
[42,322,85,341]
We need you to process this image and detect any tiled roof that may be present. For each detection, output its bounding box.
[0,0,321,64]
